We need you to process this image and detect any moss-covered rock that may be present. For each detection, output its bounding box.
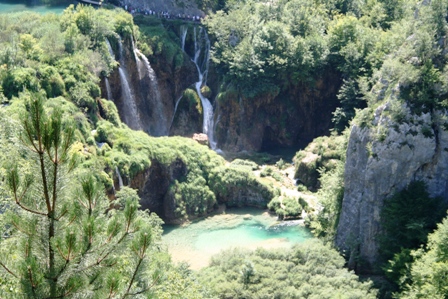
[293,134,346,191]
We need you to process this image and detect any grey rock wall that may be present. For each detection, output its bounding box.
[335,101,448,272]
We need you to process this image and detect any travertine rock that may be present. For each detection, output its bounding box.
[336,102,448,272]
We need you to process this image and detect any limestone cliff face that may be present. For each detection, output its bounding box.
[129,158,188,222]
[214,71,341,152]
[335,102,448,272]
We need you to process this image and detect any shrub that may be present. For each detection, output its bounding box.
[230,159,259,171]
[198,241,377,299]
[260,166,274,177]
[380,181,446,286]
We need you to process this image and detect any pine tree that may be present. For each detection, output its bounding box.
[0,93,162,298]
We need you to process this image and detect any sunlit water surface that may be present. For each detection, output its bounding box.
[162,208,312,269]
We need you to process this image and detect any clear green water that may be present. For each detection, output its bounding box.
[0,1,72,14]
[162,208,312,269]
[195,223,311,253]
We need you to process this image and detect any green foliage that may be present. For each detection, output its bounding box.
[0,94,164,298]
[309,156,345,241]
[294,132,347,190]
[2,68,39,99]
[134,16,185,69]
[275,158,287,170]
[268,196,302,219]
[399,214,448,298]
[229,159,259,171]
[204,0,330,97]
[260,166,273,177]
[198,240,377,299]
[209,165,274,208]
[379,181,445,286]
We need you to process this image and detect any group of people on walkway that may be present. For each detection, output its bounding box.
[121,3,203,22]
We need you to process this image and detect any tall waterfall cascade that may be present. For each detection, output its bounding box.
[105,77,112,101]
[117,37,142,130]
[104,39,114,101]
[115,166,124,189]
[135,49,169,136]
[185,26,218,150]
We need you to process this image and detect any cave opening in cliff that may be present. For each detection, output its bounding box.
[260,126,299,161]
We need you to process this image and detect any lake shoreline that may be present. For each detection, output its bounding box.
[162,207,312,270]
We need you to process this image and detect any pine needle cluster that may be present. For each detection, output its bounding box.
[0,93,162,298]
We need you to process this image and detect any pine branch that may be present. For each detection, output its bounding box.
[15,197,47,216]
[55,209,68,221]
[123,233,149,298]
[0,261,18,278]
[9,167,46,216]
[122,257,144,299]
[43,285,74,299]
[22,121,40,154]
[27,266,38,299]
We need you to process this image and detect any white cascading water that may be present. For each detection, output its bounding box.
[191,26,218,150]
[105,77,112,101]
[106,38,114,58]
[181,25,188,52]
[134,49,168,136]
[131,38,144,80]
[118,37,142,130]
[104,39,114,101]
[169,25,190,132]
[169,95,183,131]
[115,166,124,189]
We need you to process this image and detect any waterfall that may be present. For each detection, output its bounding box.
[117,37,142,130]
[135,49,168,136]
[170,94,184,131]
[106,38,114,58]
[118,68,141,129]
[180,25,188,52]
[132,38,144,80]
[105,77,112,101]
[190,27,218,150]
[115,167,124,189]
[104,38,114,101]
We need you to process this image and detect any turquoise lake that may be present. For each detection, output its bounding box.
[0,1,74,14]
[162,208,312,269]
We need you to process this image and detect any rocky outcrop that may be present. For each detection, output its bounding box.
[293,134,346,191]
[102,22,341,152]
[214,71,341,152]
[335,102,448,272]
[192,133,209,146]
[130,158,187,220]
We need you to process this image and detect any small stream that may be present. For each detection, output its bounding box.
[162,207,312,269]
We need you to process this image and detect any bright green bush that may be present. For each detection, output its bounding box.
[230,159,259,171]
[268,196,302,219]
[260,166,274,177]
[209,166,274,208]
[198,240,378,299]
[2,68,39,99]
